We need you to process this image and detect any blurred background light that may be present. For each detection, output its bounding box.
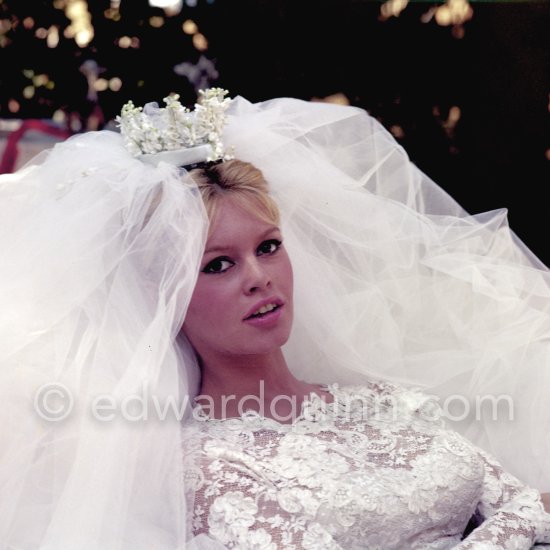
[182,19,198,35]
[380,0,409,20]
[62,0,94,47]
[47,26,60,48]
[8,99,20,114]
[109,78,123,92]
[149,16,165,28]
[93,78,109,92]
[192,32,208,51]
[149,0,183,13]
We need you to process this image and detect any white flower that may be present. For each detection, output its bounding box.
[115,88,234,162]
[207,491,258,544]
[270,434,349,488]
[301,523,336,549]
[278,433,327,456]
[410,449,458,489]
[239,528,277,550]
[406,485,438,515]
[277,487,320,516]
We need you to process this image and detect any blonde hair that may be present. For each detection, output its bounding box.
[189,159,280,227]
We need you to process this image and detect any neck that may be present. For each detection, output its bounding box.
[196,348,326,421]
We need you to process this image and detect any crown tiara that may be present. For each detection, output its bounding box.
[116,87,234,167]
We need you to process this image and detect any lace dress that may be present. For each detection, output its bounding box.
[182,381,550,549]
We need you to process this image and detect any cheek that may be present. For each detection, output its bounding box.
[187,283,222,325]
[280,252,294,294]
[183,279,236,339]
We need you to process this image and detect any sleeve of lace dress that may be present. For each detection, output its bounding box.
[454,446,550,549]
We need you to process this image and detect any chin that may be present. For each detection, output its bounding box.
[240,327,292,356]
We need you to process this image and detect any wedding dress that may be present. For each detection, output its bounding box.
[1,92,549,549]
[184,381,550,549]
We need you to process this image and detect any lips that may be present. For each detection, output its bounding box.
[244,297,284,320]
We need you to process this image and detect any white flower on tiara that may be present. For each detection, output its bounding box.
[116,87,234,163]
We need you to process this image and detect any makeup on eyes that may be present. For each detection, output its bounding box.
[201,238,283,274]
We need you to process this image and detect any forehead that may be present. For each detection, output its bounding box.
[206,198,279,249]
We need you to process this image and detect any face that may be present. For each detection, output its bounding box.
[183,198,294,362]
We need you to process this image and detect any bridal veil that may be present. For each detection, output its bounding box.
[1,94,548,548]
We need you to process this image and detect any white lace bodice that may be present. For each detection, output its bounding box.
[182,381,550,549]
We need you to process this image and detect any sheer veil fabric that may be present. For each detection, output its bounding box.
[0,131,208,549]
[1,95,548,549]
[225,96,550,489]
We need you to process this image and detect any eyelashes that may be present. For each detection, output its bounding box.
[201,239,282,274]
[202,257,234,274]
[257,239,282,256]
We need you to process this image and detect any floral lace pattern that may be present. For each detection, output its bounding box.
[182,381,550,549]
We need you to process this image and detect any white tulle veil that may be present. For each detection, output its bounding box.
[1,94,549,549]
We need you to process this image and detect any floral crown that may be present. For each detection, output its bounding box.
[116,87,234,168]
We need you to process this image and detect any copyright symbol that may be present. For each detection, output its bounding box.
[34,383,74,421]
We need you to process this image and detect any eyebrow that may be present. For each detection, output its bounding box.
[204,226,280,255]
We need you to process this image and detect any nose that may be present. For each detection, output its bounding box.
[243,256,271,295]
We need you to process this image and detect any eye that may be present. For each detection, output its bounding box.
[257,239,282,256]
[202,257,234,274]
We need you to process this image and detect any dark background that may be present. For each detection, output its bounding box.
[1,0,549,264]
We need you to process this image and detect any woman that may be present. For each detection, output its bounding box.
[1,90,549,548]
[180,158,550,549]
[182,159,318,423]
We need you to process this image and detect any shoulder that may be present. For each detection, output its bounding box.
[326,378,444,425]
